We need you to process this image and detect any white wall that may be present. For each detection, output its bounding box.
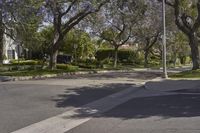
[3,34,19,64]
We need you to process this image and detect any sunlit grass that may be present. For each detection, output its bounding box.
[170,69,200,78]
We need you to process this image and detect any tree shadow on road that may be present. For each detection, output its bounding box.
[101,93,200,119]
[52,81,200,120]
[52,83,135,108]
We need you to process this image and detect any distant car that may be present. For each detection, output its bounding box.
[57,55,72,64]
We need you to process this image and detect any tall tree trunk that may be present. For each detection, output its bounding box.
[144,50,149,68]
[0,10,3,65]
[49,49,58,70]
[114,47,118,68]
[189,33,200,70]
[173,53,177,68]
[49,32,61,70]
[143,36,158,68]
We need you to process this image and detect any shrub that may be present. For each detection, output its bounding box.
[100,58,112,65]
[118,49,135,62]
[96,49,114,61]
[75,59,100,69]
[96,49,135,61]
[10,60,41,66]
[96,48,138,64]
[56,64,79,72]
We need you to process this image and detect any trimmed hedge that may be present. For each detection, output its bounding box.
[96,49,138,63]
[56,64,79,72]
[10,60,42,65]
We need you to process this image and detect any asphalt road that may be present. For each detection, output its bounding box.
[0,71,159,133]
[66,92,200,133]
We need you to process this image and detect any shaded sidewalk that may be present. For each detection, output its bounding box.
[145,79,200,92]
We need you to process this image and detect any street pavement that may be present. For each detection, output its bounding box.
[66,91,200,133]
[1,71,200,133]
[0,71,159,133]
[65,79,200,133]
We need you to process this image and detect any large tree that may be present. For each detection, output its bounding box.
[0,0,42,64]
[168,31,190,67]
[136,0,162,67]
[43,0,108,69]
[88,0,146,68]
[162,0,200,70]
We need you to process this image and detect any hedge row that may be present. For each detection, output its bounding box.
[96,49,138,63]
[56,64,79,72]
[10,60,42,66]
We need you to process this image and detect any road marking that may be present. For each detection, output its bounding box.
[11,85,144,133]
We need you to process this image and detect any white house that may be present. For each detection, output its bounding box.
[3,32,23,64]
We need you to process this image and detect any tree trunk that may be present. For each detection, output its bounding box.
[49,30,62,70]
[49,49,58,70]
[114,47,118,68]
[189,33,200,70]
[0,30,3,65]
[173,53,177,68]
[0,10,3,65]
[144,50,149,68]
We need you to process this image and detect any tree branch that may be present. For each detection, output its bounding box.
[174,0,191,35]
[61,0,78,17]
[63,1,108,35]
[157,0,174,7]
[193,0,200,31]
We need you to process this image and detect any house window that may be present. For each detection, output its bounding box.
[7,50,15,59]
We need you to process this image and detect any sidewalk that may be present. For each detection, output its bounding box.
[145,79,200,92]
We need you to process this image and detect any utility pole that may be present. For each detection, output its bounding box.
[162,0,168,78]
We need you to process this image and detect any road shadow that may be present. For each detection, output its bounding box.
[101,93,200,119]
[52,80,200,120]
[52,83,135,108]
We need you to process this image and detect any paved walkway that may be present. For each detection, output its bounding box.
[145,79,200,92]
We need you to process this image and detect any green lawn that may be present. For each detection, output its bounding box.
[169,69,200,79]
[0,63,80,77]
[0,69,77,77]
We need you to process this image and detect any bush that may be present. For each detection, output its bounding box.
[56,64,79,72]
[100,58,112,64]
[75,59,100,69]
[96,48,139,64]
[10,60,41,66]
[96,49,114,61]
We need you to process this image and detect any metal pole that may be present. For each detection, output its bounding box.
[162,0,168,78]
